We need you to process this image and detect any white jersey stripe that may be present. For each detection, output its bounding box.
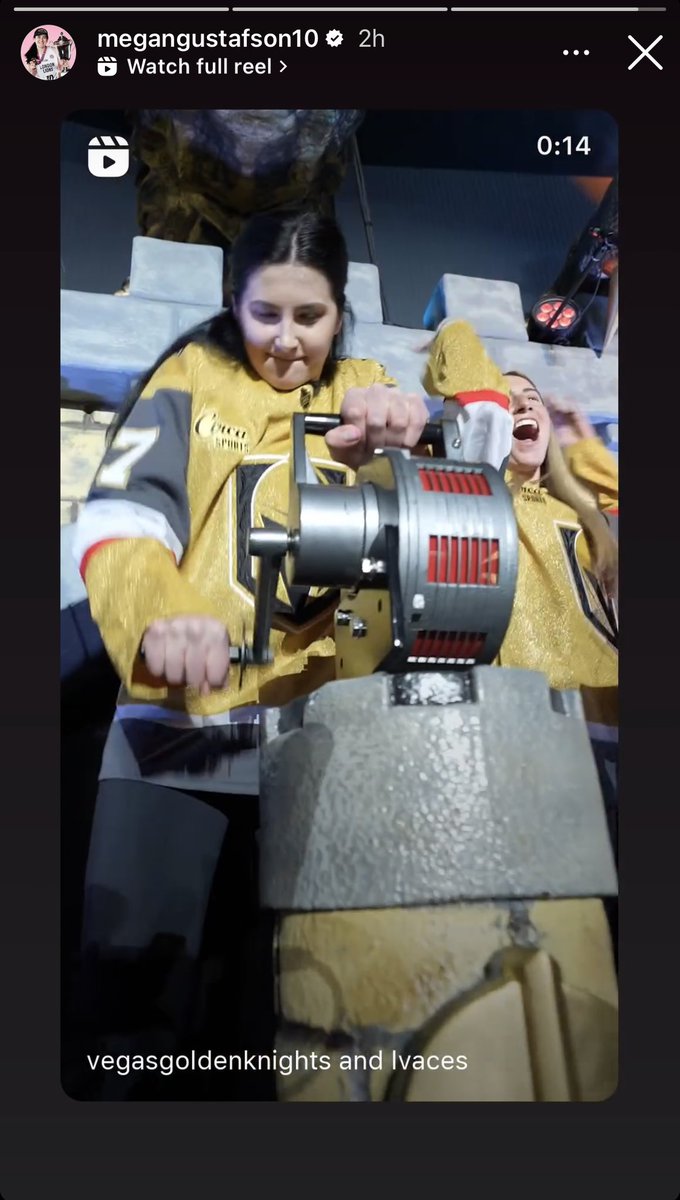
[72,498,184,571]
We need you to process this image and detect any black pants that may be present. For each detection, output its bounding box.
[63,778,275,1100]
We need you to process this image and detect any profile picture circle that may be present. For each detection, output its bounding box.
[21,25,77,80]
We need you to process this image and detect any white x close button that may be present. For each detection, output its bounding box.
[627,34,663,71]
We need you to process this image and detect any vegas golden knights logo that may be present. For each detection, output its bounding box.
[559,526,618,649]
[235,460,347,627]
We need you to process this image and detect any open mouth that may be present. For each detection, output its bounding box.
[513,417,539,443]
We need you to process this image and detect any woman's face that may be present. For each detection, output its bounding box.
[235,262,342,391]
[505,374,551,480]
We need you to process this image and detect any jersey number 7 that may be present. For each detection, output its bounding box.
[95,426,159,490]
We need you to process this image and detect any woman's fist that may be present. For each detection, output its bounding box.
[326,384,429,469]
[141,615,232,697]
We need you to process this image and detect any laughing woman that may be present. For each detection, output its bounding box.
[423,321,619,854]
[499,369,618,719]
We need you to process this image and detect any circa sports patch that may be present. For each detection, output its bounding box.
[193,409,250,453]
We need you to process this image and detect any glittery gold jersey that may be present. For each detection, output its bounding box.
[75,343,395,715]
[498,440,618,730]
[423,320,619,733]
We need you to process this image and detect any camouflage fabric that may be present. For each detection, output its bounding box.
[132,110,363,261]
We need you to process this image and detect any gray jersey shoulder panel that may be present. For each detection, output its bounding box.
[88,387,193,552]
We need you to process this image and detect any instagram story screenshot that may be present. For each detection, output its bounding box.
[3,0,680,1195]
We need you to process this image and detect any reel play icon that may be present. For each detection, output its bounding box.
[87,134,129,178]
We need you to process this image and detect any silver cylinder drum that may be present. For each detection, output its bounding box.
[288,483,378,588]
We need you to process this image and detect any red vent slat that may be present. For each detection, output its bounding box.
[411,631,487,661]
[479,539,500,586]
[439,536,449,584]
[451,633,466,659]
[490,539,499,585]
[479,538,488,586]
[428,535,438,583]
[426,536,500,587]
[449,537,459,583]
[419,468,491,496]
[470,539,479,584]
[413,630,434,657]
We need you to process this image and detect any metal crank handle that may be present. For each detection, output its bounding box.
[239,526,293,680]
[229,648,271,667]
[228,644,266,665]
[303,413,444,446]
[229,635,273,691]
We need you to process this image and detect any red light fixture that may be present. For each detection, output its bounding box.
[529,294,581,344]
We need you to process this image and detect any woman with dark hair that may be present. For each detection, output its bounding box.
[70,210,427,1096]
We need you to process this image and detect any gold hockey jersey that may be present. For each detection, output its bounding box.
[75,343,395,715]
[498,441,618,729]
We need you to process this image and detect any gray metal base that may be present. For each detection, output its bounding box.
[259,668,617,910]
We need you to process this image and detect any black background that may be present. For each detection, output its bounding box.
[3,0,680,1197]
[67,107,618,174]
